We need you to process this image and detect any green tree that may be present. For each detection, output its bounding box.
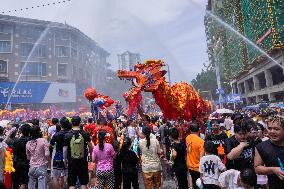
[191,68,231,101]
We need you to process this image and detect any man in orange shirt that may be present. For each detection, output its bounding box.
[186,123,204,189]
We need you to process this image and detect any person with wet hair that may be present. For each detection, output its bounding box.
[119,137,139,189]
[92,130,115,189]
[254,115,284,189]
[50,117,70,189]
[225,123,254,171]
[139,126,162,189]
[170,127,188,189]
[63,116,92,189]
[186,123,204,189]
[26,125,49,189]
[205,120,227,156]
[199,141,226,189]
[12,124,31,189]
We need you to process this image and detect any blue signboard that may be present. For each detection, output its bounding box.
[225,94,243,103]
[0,82,50,104]
[216,88,224,95]
[0,82,76,104]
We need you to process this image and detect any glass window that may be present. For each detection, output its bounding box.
[55,46,69,57]
[0,60,7,73]
[34,44,47,57]
[0,24,12,34]
[58,63,67,76]
[71,48,77,58]
[20,62,46,76]
[20,43,33,56]
[0,41,11,52]
[20,43,47,57]
[21,27,43,38]
[56,31,69,40]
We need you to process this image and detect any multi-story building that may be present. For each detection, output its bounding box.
[204,0,284,104]
[0,14,110,107]
[117,51,141,71]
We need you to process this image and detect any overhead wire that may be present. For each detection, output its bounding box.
[1,0,72,14]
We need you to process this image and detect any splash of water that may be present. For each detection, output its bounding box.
[5,26,51,109]
[205,10,283,69]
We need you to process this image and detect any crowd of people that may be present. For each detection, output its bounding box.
[0,108,283,189]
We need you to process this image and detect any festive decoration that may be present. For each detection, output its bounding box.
[205,0,283,80]
[84,87,98,101]
[4,148,15,189]
[118,60,212,120]
[83,87,116,121]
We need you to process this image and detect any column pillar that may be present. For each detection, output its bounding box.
[253,75,260,90]
[268,93,276,101]
[265,69,273,87]
[237,83,241,94]
[244,80,249,94]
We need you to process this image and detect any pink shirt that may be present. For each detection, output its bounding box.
[92,143,115,171]
[26,138,49,167]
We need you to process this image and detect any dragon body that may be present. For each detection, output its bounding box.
[117,60,212,121]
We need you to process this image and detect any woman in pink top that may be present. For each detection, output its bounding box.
[26,125,50,189]
[92,130,115,189]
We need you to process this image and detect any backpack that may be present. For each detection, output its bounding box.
[70,132,85,159]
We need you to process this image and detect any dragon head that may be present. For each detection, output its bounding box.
[117,60,167,92]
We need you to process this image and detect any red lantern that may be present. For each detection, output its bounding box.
[84,87,98,101]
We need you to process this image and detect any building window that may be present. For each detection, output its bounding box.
[58,63,67,76]
[21,27,43,38]
[34,44,47,57]
[0,24,12,34]
[20,43,33,56]
[71,48,77,58]
[0,41,11,53]
[55,46,69,57]
[0,60,8,73]
[20,62,47,76]
[20,43,47,57]
[56,31,69,40]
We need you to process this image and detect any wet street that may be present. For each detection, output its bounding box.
[138,159,178,189]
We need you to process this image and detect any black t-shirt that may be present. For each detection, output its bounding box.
[224,135,253,170]
[119,149,138,173]
[64,129,91,161]
[205,132,228,155]
[51,130,69,154]
[256,140,284,189]
[172,141,187,171]
[12,136,30,164]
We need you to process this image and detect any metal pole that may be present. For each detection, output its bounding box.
[230,82,236,110]
[214,46,223,108]
[166,64,171,86]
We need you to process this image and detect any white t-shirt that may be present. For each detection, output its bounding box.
[48,125,56,140]
[127,126,136,139]
[224,118,233,131]
[219,169,248,189]
[199,154,226,185]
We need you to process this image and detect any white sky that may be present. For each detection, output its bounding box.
[0,0,208,83]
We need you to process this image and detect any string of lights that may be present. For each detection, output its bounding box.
[1,0,72,14]
[205,0,283,79]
